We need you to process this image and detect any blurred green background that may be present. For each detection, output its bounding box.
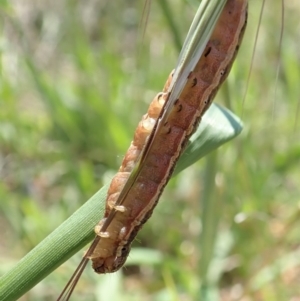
[0,0,300,300]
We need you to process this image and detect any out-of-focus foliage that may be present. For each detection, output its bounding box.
[0,0,299,300]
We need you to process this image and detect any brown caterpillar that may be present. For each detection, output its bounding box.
[90,0,248,274]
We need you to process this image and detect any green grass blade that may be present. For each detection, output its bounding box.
[0,103,243,301]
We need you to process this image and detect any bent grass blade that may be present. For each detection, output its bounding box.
[0,105,243,301]
[0,0,245,300]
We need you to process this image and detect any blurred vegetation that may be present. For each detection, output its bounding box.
[0,0,300,301]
